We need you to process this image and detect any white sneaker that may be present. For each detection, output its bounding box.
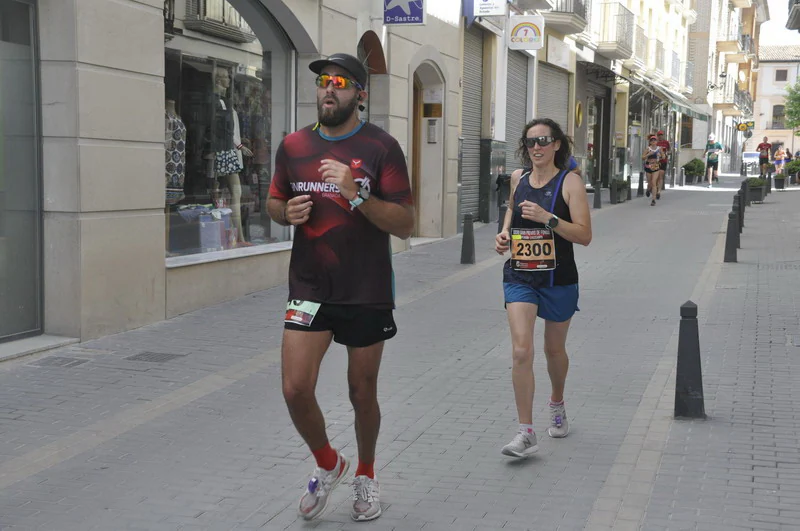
[501,431,539,458]
[351,475,382,521]
[548,402,570,438]
[298,452,350,520]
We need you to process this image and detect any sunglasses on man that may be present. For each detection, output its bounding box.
[523,136,556,148]
[315,74,362,90]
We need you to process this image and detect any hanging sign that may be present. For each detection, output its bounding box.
[475,0,506,17]
[508,15,544,50]
[384,0,425,25]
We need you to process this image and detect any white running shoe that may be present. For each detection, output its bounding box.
[298,451,350,520]
[351,475,382,522]
[548,402,570,438]
[501,431,539,458]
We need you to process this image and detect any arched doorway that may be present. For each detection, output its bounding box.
[409,57,447,238]
[357,31,389,131]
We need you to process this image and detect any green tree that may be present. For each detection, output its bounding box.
[785,79,800,134]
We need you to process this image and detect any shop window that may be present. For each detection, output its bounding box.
[772,105,785,129]
[164,0,293,257]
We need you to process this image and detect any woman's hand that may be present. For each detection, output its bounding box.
[519,201,551,224]
[495,230,510,255]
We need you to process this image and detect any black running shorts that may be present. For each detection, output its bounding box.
[284,303,397,347]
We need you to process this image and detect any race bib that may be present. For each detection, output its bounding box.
[285,300,321,327]
[511,228,556,271]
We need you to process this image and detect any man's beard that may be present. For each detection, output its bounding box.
[317,96,358,127]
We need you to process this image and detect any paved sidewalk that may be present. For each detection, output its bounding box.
[0,176,797,530]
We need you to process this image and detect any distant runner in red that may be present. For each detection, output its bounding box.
[656,130,670,195]
[267,53,414,523]
[757,137,772,177]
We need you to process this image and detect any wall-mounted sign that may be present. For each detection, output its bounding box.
[546,35,570,70]
[475,0,505,17]
[384,0,425,25]
[508,15,544,50]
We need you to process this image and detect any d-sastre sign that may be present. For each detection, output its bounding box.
[508,15,544,50]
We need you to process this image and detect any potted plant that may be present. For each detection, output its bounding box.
[682,158,705,185]
[785,159,800,185]
[747,177,767,203]
[774,172,787,190]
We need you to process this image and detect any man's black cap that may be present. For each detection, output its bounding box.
[309,53,368,88]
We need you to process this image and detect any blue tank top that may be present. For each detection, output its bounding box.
[503,170,578,288]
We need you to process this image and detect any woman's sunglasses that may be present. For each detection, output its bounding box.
[524,136,556,148]
[315,74,362,90]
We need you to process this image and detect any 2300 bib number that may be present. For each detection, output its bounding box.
[511,227,556,271]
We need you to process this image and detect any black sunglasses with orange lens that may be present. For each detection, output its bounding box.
[315,74,362,90]
[524,136,556,148]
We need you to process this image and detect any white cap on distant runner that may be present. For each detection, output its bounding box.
[708,133,716,141]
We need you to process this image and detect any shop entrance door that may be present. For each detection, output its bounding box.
[0,0,42,343]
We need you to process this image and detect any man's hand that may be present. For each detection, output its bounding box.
[495,230,510,255]
[240,145,253,157]
[519,200,551,224]
[285,195,313,225]
[319,159,358,201]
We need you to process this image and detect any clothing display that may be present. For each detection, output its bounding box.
[165,108,187,205]
[214,149,243,175]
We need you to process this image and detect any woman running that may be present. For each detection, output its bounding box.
[494,118,592,458]
[643,135,662,206]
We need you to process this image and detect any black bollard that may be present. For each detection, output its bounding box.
[637,171,644,197]
[741,180,750,206]
[680,168,685,187]
[460,214,476,265]
[732,199,742,236]
[627,174,632,201]
[766,171,772,195]
[675,301,706,419]
[670,167,676,188]
[736,191,744,230]
[724,211,738,262]
[593,180,602,209]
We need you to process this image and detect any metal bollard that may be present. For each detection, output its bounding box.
[680,168,685,187]
[736,191,744,230]
[460,214,476,265]
[675,301,706,419]
[724,210,738,262]
[637,171,644,197]
[766,171,772,195]
[593,180,602,209]
[627,173,632,201]
[732,202,742,240]
[670,167,676,188]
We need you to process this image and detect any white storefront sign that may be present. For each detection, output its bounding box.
[507,15,544,50]
[474,0,505,17]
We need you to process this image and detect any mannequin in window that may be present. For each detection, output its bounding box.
[165,99,186,206]
[209,66,253,246]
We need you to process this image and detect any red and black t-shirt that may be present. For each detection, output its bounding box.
[657,140,670,163]
[757,142,772,159]
[269,122,412,308]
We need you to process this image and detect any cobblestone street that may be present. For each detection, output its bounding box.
[1,176,798,531]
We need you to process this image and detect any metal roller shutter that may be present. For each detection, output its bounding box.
[461,26,483,219]
[505,50,529,172]
[536,63,569,131]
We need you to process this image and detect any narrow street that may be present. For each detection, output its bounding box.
[1,176,798,531]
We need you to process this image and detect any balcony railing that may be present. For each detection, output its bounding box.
[596,2,635,60]
[551,0,588,18]
[164,0,175,34]
[735,87,753,116]
[655,39,665,74]
[684,61,694,89]
[740,34,754,56]
[671,51,680,84]
[543,0,589,35]
[770,120,787,129]
[184,0,256,43]
[634,25,646,65]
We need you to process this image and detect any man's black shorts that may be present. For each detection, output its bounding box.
[284,303,397,347]
[707,160,719,170]
[759,157,769,167]
[659,161,667,171]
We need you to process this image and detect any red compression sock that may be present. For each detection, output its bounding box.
[356,460,375,479]
[312,442,339,471]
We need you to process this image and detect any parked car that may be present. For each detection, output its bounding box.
[742,151,760,174]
